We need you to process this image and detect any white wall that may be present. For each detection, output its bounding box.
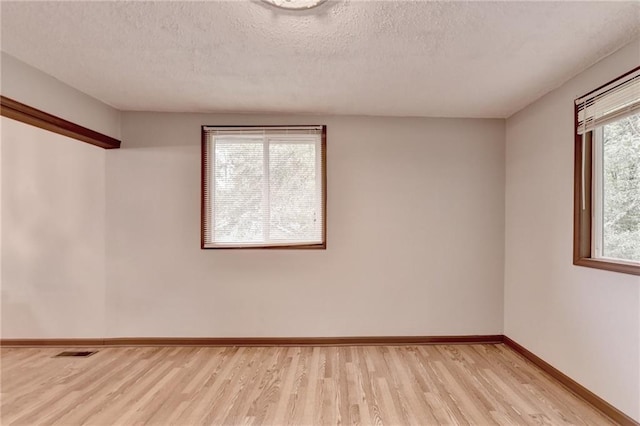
[505,39,640,421]
[105,113,505,338]
[1,53,120,338]
[1,117,106,338]
[1,53,506,339]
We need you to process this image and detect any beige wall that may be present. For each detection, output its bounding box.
[1,117,107,338]
[504,39,640,422]
[105,113,505,337]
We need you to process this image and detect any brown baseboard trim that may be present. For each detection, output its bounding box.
[0,338,106,347]
[503,336,639,426]
[0,95,121,149]
[108,335,505,347]
[0,335,504,348]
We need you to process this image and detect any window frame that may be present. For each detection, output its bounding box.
[200,125,327,250]
[573,66,640,276]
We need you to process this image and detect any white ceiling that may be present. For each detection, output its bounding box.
[1,1,639,118]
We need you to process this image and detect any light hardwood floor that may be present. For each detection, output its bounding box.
[1,344,614,425]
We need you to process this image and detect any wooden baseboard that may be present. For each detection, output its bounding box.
[0,338,106,347]
[0,335,504,347]
[108,335,505,346]
[503,336,639,426]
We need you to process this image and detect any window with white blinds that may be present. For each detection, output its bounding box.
[573,66,640,275]
[576,69,640,135]
[202,126,326,249]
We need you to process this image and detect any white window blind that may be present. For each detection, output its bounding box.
[202,126,325,248]
[576,69,640,135]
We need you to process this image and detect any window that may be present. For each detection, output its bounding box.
[574,67,640,275]
[201,126,326,249]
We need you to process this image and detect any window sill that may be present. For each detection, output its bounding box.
[573,257,640,276]
[202,243,326,250]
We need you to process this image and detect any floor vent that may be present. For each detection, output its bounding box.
[53,351,97,358]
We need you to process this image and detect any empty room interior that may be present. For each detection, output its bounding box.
[1,1,639,425]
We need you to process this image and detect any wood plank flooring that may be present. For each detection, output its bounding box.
[0,344,614,425]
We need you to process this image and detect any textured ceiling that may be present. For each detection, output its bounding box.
[1,1,639,118]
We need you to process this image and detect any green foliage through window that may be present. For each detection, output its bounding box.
[601,113,640,262]
[202,126,325,248]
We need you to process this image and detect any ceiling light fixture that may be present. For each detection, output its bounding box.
[262,0,328,10]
